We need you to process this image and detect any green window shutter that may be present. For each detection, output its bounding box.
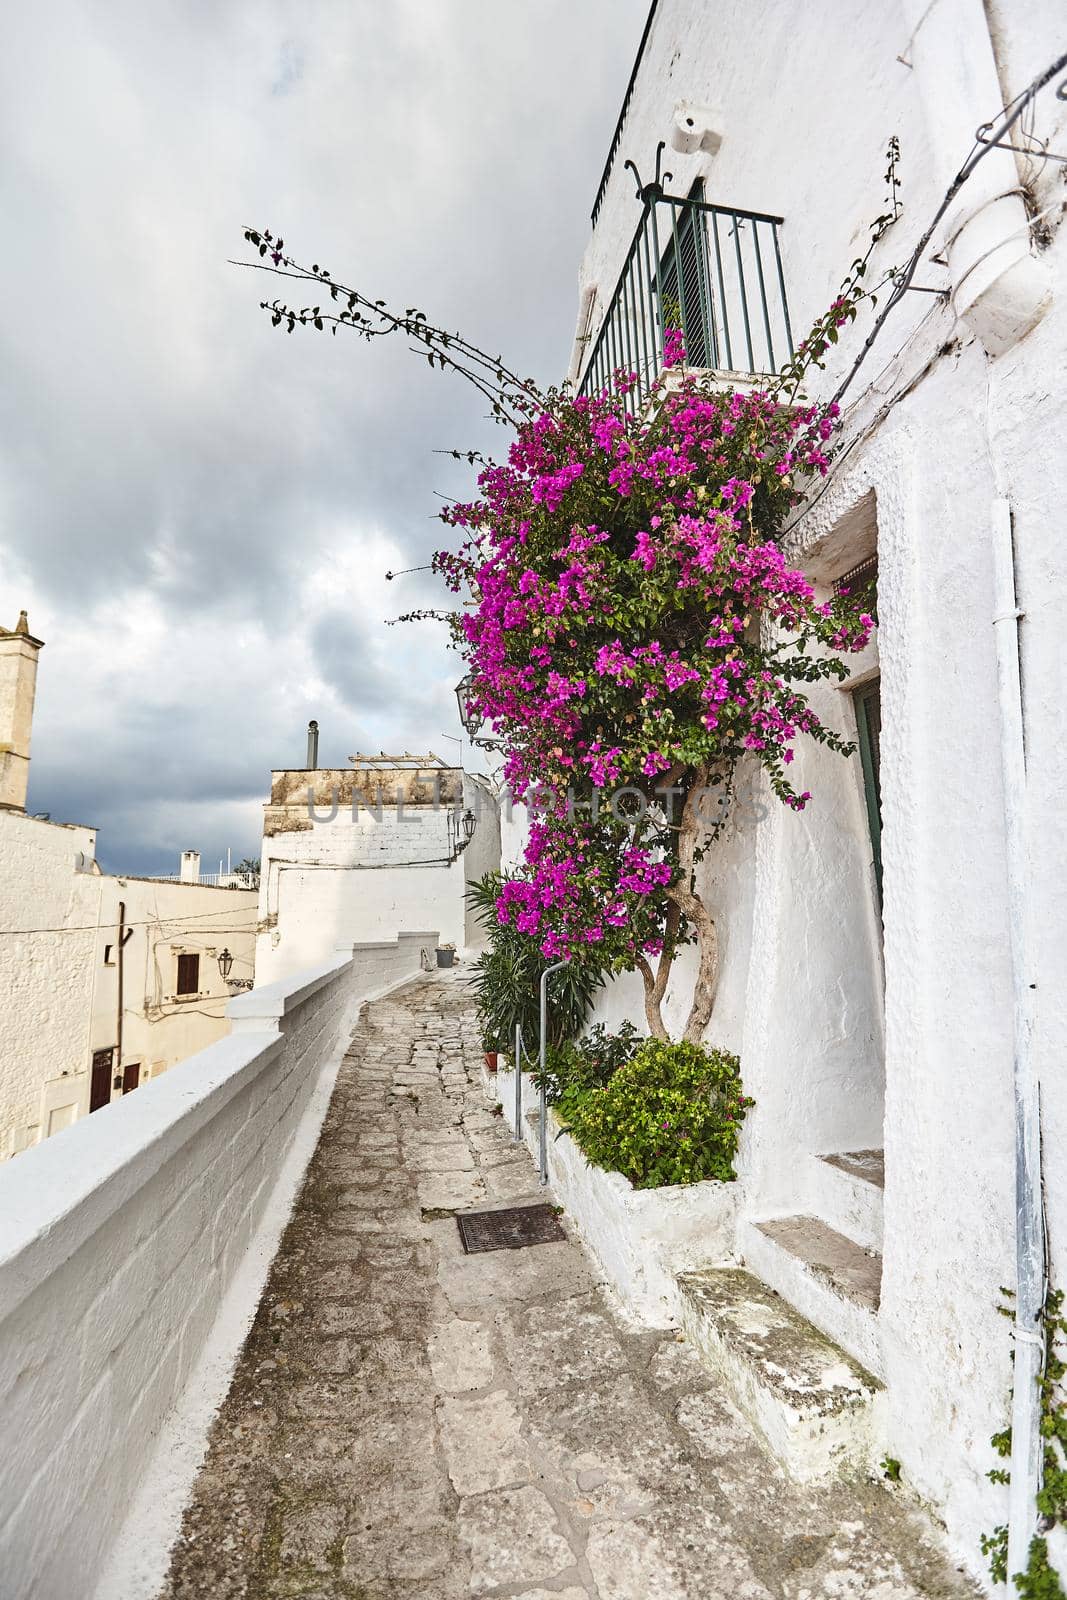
[657,180,714,367]
[853,679,883,907]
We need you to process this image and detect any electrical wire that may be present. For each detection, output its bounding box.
[831,48,1067,407]
[0,905,261,937]
[782,58,1067,540]
[783,336,955,541]
[786,188,1063,544]
[164,936,254,961]
[950,194,1066,303]
[780,297,949,539]
[133,1003,232,1026]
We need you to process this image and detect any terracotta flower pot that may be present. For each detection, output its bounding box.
[483,1052,499,1072]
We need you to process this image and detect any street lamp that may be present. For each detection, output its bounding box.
[453,673,505,752]
[454,674,481,738]
[446,807,478,862]
[216,948,254,991]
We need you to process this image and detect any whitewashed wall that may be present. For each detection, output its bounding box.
[565,0,1066,1578]
[0,934,435,1600]
[498,792,529,876]
[461,773,502,947]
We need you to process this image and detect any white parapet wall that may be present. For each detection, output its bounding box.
[0,931,437,1600]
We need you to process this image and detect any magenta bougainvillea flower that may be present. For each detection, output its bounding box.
[434,347,871,1038]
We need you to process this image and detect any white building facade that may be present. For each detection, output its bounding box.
[539,0,1067,1580]
[256,752,500,984]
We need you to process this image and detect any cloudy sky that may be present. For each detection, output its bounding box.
[0,0,648,874]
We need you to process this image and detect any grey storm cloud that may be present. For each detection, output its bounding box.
[0,0,650,875]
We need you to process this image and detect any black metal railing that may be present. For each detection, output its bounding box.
[590,0,661,226]
[578,180,793,411]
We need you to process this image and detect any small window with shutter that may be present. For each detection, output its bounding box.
[657,179,714,368]
[853,678,883,907]
[175,953,200,995]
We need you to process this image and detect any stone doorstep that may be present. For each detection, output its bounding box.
[677,1266,886,1485]
[739,1215,884,1380]
[822,1148,885,1189]
[810,1148,885,1253]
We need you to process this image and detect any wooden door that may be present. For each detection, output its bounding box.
[89,1048,114,1112]
[122,1061,141,1094]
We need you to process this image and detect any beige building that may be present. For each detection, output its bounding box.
[0,612,258,1158]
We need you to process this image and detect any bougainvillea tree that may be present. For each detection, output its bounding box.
[434,359,871,1040]
[238,229,876,1042]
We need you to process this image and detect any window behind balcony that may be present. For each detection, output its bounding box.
[657,180,713,368]
[578,183,791,408]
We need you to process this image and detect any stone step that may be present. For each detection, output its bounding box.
[677,1266,886,1483]
[808,1147,884,1251]
[739,1214,883,1378]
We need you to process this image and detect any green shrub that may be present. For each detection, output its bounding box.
[561,1038,752,1190]
[535,1022,643,1109]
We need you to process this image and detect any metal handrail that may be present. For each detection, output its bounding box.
[537,962,570,1185]
[578,186,793,412]
[512,1021,532,1147]
[509,961,571,1183]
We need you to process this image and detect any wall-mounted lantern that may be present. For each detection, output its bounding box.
[217,948,254,991]
[454,675,481,738]
[454,673,504,749]
[446,807,477,863]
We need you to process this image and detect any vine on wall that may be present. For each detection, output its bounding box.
[983,1289,1067,1598]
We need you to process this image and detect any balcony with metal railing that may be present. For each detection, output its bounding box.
[578,160,793,411]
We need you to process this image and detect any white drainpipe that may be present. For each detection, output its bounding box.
[991,497,1044,1586]
[901,0,1051,358]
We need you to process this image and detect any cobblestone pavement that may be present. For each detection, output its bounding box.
[160,972,976,1600]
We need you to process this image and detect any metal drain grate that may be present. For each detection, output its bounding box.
[456,1203,566,1254]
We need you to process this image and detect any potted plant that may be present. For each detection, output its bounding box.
[479,1011,506,1072]
[531,1030,753,1323]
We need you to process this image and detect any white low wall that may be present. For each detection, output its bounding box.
[0,932,437,1600]
[497,1065,738,1326]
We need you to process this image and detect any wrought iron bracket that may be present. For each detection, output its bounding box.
[624,140,673,205]
[445,806,477,864]
[975,118,1067,166]
[895,281,951,297]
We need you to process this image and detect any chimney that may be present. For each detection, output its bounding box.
[306,719,319,769]
[179,850,201,883]
[0,611,44,812]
